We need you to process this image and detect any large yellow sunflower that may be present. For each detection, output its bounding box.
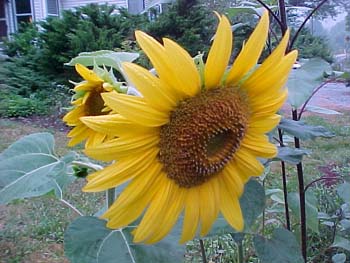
[63,64,114,147]
[81,12,297,244]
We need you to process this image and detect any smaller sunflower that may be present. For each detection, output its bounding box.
[63,64,115,147]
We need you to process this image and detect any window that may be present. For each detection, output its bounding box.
[0,0,6,38]
[14,0,33,28]
[47,0,59,16]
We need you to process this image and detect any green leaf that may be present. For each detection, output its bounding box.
[65,216,134,263]
[0,132,55,160]
[278,118,335,140]
[226,7,261,17]
[288,191,319,233]
[337,182,350,203]
[253,228,304,263]
[305,106,342,115]
[209,179,265,235]
[0,133,76,204]
[332,253,347,263]
[331,235,350,251]
[123,226,185,263]
[340,219,350,230]
[241,179,265,231]
[65,50,139,72]
[64,216,185,263]
[287,58,332,108]
[275,146,311,164]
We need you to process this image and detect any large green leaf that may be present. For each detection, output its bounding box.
[332,253,347,263]
[209,179,265,235]
[331,235,350,252]
[278,118,335,140]
[64,216,185,263]
[287,58,332,108]
[123,224,185,263]
[65,50,139,72]
[275,146,311,165]
[240,179,265,231]
[0,133,75,204]
[337,182,350,203]
[253,228,304,263]
[0,132,55,160]
[288,191,319,233]
[65,216,134,263]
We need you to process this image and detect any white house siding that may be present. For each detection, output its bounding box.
[6,0,15,34]
[33,0,45,21]
[60,0,127,10]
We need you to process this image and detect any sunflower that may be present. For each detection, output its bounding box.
[81,11,297,244]
[63,64,114,147]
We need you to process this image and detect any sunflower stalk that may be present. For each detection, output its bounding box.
[278,128,291,231]
[106,188,116,208]
[237,240,244,263]
[292,109,307,262]
[199,239,207,263]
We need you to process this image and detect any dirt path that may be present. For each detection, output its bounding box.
[306,82,350,112]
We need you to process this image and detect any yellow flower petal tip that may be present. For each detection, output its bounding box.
[82,12,297,244]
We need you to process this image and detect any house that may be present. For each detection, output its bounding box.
[0,0,160,39]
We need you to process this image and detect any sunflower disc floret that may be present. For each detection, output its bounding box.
[159,87,249,188]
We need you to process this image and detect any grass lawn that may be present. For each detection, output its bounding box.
[0,111,349,262]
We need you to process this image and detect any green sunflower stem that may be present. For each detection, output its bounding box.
[237,240,244,263]
[199,239,207,263]
[106,188,116,208]
[292,109,307,262]
[278,128,291,231]
[277,0,288,35]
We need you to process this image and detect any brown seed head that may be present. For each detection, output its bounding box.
[159,87,249,188]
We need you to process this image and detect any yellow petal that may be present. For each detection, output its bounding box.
[245,29,290,87]
[104,162,162,213]
[85,132,107,148]
[199,178,220,236]
[226,11,269,85]
[85,133,159,160]
[67,125,89,147]
[102,92,169,127]
[63,106,85,124]
[75,64,103,83]
[80,114,157,137]
[248,114,281,133]
[218,176,244,231]
[244,49,298,96]
[133,176,174,243]
[180,188,200,243]
[241,134,277,158]
[105,194,152,229]
[103,163,162,228]
[250,89,288,118]
[163,38,200,96]
[233,149,265,177]
[145,187,185,243]
[83,148,158,191]
[122,62,177,111]
[135,31,187,99]
[221,162,244,197]
[74,82,99,92]
[204,14,232,89]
